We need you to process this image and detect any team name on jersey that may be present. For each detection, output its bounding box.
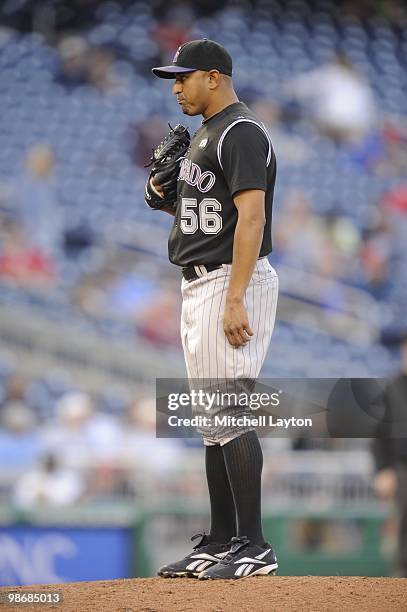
[178,158,216,193]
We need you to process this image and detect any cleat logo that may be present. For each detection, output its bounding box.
[186,559,213,572]
[215,551,229,559]
[190,552,222,562]
[233,557,266,564]
[232,550,273,578]
[234,563,255,577]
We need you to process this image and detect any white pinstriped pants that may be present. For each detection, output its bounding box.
[180,257,279,445]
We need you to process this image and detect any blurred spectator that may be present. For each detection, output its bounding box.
[73,266,158,319]
[274,189,327,271]
[123,391,191,505]
[315,213,362,298]
[85,462,131,501]
[348,121,407,177]
[129,115,170,169]
[87,45,124,95]
[378,122,407,178]
[56,37,124,94]
[285,53,376,144]
[275,191,364,291]
[152,3,197,64]
[0,401,43,468]
[0,220,55,288]
[136,286,181,346]
[251,98,311,166]
[122,397,183,476]
[73,261,181,346]
[73,268,120,317]
[372,331,407,576]
[274,192,364,312]
[14,143,62,259]
[56,35,90,89]
[0,0,101,35]
[13,453,85,508]
[0,373,27,408]
[381,185,407,215]
[42,392,124,466]
[324,213,361,262]
[73,267,109,315]
[109,273,158,317]
[360,208,393,298]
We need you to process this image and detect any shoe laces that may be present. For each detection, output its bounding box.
[221,536,251,564]
[191,532,211,550]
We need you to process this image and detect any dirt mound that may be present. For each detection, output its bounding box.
[1,576,406,612]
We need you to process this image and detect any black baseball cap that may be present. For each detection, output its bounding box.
[152,39,232,79]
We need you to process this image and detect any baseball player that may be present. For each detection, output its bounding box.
[145,39,279,579]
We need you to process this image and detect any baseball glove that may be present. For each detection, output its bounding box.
[144,123,190,212]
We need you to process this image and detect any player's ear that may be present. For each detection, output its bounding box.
[207,70,221,89]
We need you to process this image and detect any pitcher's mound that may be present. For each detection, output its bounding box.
[1,576,407,612]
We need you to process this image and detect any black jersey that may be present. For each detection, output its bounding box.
[168,101,276,267]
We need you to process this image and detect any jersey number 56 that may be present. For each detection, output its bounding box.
[180,197,223,235]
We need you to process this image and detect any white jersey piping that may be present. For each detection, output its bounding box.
[216,119,272,170]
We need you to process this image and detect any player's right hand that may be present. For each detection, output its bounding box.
[150,176,164,198]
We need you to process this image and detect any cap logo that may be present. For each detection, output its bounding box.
[199,138,208,149]
[173,45,182,63]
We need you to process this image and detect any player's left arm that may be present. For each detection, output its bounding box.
[224,190,265,347]
[220,121,271,348]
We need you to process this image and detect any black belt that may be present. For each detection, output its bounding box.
[182,263,223,282]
